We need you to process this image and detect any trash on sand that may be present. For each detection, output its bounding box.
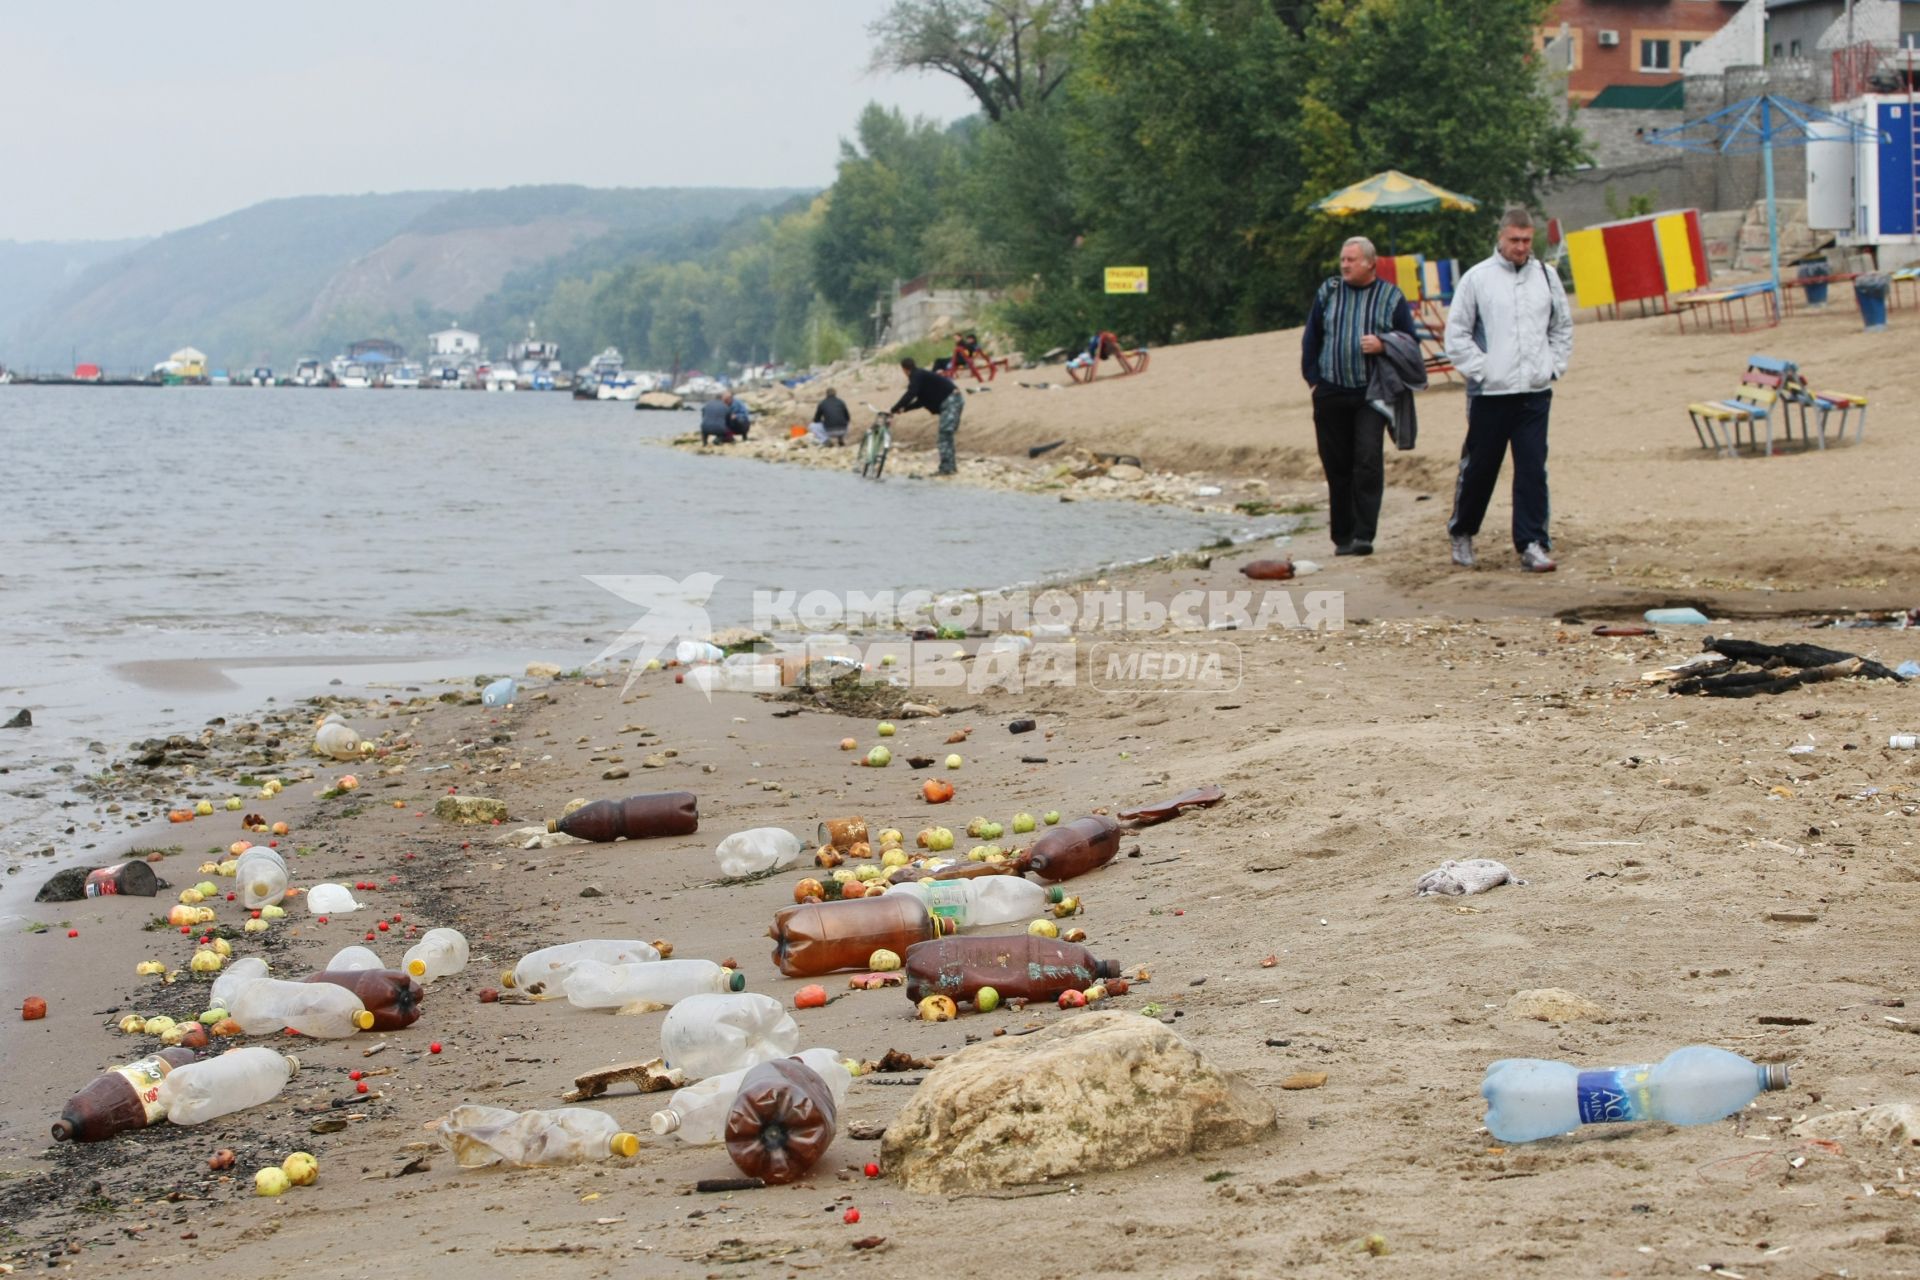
[306,883,362,915]
[228,978,374,1038]
[903,936,1123,1006]
[1483,1046,1787,1143]
[302,969,424,1030]
[716,828,802,876]
[403,927,469,982]
[1021,815,1123,882]
[561,1057,686,1103]
[1118,784,1226,826]
[660,993,799,1079]
[770,896,955,977]
[725,1057,840,1184]
[546,791,699,842]
[506,939,662,992]
[439,1105,639,1167]
[563,958,743,1009]
[1644,607,1711,625]
[1671,638,1907,698]
[1239,560,1294,581]
[52,1049,197,1142]
[158,1048,299,1125]
[652,1047,849,1144]
[1415,859,1526,897]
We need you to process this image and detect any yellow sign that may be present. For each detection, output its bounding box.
[1104,266,1149,294]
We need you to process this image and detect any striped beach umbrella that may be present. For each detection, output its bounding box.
[1314,170,1479,253]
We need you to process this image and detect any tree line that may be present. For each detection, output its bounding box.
[493,0,1583,371]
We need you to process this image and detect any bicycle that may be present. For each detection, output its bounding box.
[854,405,893,480]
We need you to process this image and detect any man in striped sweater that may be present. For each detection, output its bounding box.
[1301,237,1417,556]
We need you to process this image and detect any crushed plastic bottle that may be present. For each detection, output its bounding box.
[886,877,1062,927]
[1482,1046,1789,1143]
[314,719,360,761]
[563,958,745,1009]
[52,1049,196,1142]
[402,927,469,982]
[210,956,270,1009]
[158,1048,299,1125]
[651,1047,849,1143]
[505,939,661,992]
[305,883,362,915]
[227,977,374,1038]
[714,828,802,877]
[439,1104,639,1168]
[326,945,386,973]
[481,677,517,707]
[660,993,799,1079]
[234,848,289,909]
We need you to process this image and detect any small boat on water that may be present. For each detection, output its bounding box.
[250,367,274,386]
[484,365,518,392]
[292,359,326,388]
[392,362,423,389]
[338,363,372,390]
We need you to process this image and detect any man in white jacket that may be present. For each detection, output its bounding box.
[1442,206,1573,572]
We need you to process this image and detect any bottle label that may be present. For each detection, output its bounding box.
[923,883,969,921]
[114,1056,174,1126]
[1576,1066,1653,1125]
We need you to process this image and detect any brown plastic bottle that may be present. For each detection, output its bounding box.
[52,1048,196,1142]
[1020,815,1123,882]
[902,936,1123,1004]
[546,792,699,842]
[887,858,1019,886]
[769,895,957,977]
[302,969,425,1031]
[724,1057,837,1184]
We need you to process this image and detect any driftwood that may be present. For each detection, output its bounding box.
[1670,638,1907,698]
[560,1058,684,1103]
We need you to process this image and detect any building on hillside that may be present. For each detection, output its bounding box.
[429,327,481,360]
[348,338,405,363]
[1544,0,1746,103]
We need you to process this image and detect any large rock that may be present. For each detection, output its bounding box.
[878,1010,1275,1192]
[434,794,508,824]
[1506,988,1612,1023]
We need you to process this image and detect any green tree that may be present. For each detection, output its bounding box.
[870,0,1093,122]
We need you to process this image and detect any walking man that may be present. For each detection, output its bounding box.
[891,357,962,476]
[1301,236,1416,556]
[1443,205,1573,572]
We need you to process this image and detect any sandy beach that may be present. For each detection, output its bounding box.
[5,297,1920,1278]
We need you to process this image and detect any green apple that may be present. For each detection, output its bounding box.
[880,654,898,667]
[876,722,896,737]
[927,826,955,852]
[982,821,1004,840]
[1042,810,1062,825]
[1012,813,1036,833]
[945,753,963,769]
[975,985,1001,1012]
[866,745,892,767]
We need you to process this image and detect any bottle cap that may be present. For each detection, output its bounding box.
[1763,1062,1791,1091]
[934,916,959,937]
[352,1010,375,1030]
[1096,959,1123,979]
[408,959,427,977]
[648,1111,679,1136]
[724,968,746,992]
[610,1131,640,1158]
[1047,886,1066,904]
[501,969,516,989]
[284,1055,301,1078]
[545,819,560,833]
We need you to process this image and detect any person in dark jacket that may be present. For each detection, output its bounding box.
[699,393,735,445]
[812,387,851,446]
[891,357,961,476]
[1300,235,1417,556]
[726,393,752,440]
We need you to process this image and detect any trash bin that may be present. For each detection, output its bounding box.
[1855,272,1890,331]
[1796,261,1830,308]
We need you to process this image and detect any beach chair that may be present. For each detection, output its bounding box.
[1686,368,1787,457]
[1065,332,1150,384]
[1782,374,1869,447]
[949,335,1010,382]
[1412,299,1455,383]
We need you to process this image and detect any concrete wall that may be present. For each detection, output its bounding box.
[1576,106,1687,166]
[886,288,998,347]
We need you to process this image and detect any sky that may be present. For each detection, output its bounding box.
[0,1,979,243]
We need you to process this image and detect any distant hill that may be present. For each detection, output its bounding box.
[2,186,809,373]
[0,238,149,355]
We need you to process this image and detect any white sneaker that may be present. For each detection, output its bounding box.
[1451,535,1475,568]
[1520,542,1557,573]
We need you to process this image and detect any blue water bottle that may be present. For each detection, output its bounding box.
[482,677,517,707]
[1482,1046,1788,1143]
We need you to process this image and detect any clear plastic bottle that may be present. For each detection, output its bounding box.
[1892,734,1918,750]
[660,993,799,1079]
[439,1104,639,1168]
[563,958,745,1009]
[314,720,359,761]
[402,928,469,982]
[211,956,270,1009]
[714,828,803,877]
[505,939,662,992]
[158,1048,300,1125]
[326,944,386,973]
[235,848,289,909]
[651,1047,849,1142]
[886,877,1063,927]
[305,883,362,915]
[481,677,517,707]
[1482,1046,1790,1143]
[685,660,780,695]
[228,977,374,1038]
[673,640,725,665]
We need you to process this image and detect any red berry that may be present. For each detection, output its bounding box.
[67,929,78,938]
[225,893,236,901]
[377,922,389,932]
[391,913,402,921]
[1172,909,1184,917]
[268,840,278,848]
[179,926,191,935]
[355,1081,369,1094]
[429,1042,442,1054]
[843,1208,860,1224]
[863,1162,879,1178]
[349,1070,363,1080]
[364,932,375,941]
[317,916,328,925]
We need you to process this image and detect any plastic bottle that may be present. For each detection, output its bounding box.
[886,877,1063,927]
[157,1048,299,1125]
[481,677,517,707]
[685,659,780,695]
[651,1048,849,1142]
[1481,1046,1790,1144]
[402,927,469,982]
[724,1057,839,1185]
[211,955,270,1009]
[302,969,424,1031]
[563,958,745,1009]
[546,792,700,842]
[902,936,1124,1005]
[660,993,799,1079]
[673,639,725,665]
[235,847,289,909]
[83,860,161,898]
[305,883,361,914]
[505,939,662,992]
[715,828,802,877]
[314,720,360,761]
[1019,815,1123,882]
[228,977,374,1038]
[326,944,386,973]
[768,896,957,977]
[439,1104,640,1168]
[51,1049,196,1142]
[1891,734,1918,750]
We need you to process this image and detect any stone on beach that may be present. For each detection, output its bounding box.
[1794,1103,1920,1149]
[1505,988,1612,1023]
[433,795,509,824]
[879,1010,1275,1193]
[524,662,563,679]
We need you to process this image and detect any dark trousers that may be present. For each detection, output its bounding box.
[1447,390,1552,553]
[1311,384,1384,548]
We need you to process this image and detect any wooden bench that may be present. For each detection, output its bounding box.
[1673,281,1780,334]
[1687,369,1786,457]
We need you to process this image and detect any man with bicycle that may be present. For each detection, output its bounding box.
[891,357,962,477]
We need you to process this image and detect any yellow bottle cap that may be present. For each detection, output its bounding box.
[408,959,427,977]
[353,1010,375,1030]
[501,970,516,989]
[610,1132,640,1159]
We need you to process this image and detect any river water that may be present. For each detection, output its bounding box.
[0,386,1280,859]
